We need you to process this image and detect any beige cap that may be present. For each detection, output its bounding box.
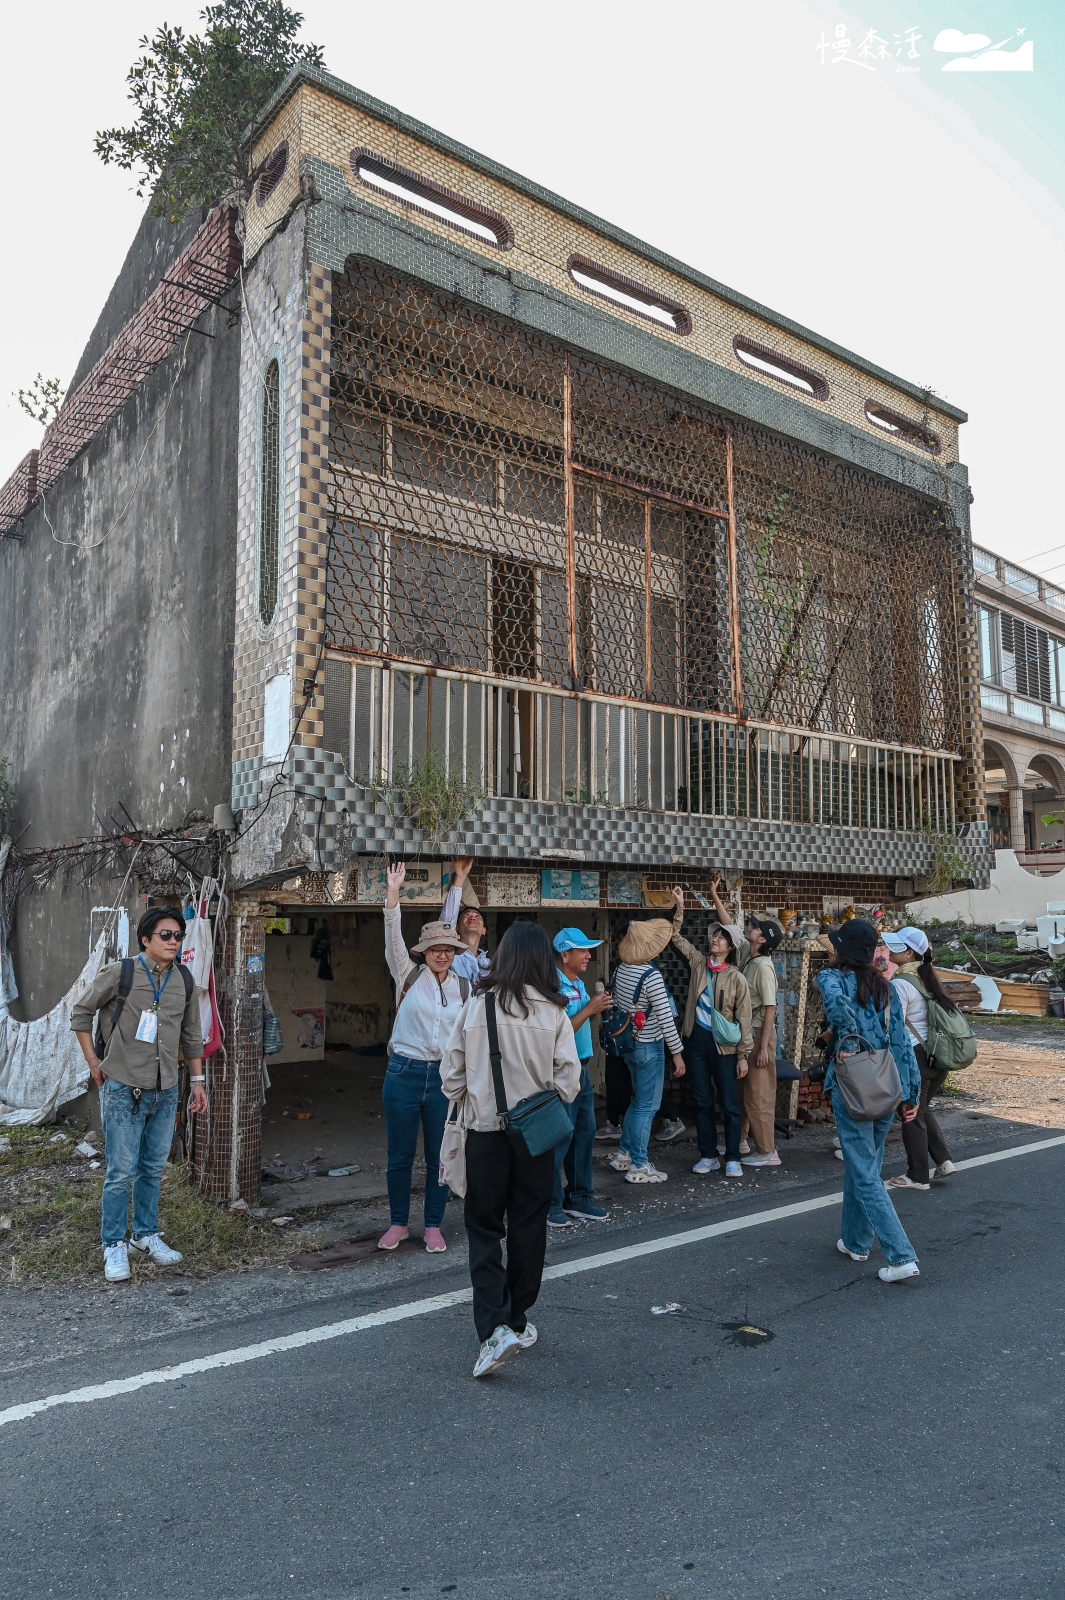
[617,918,674,964]
[410,920,467,954]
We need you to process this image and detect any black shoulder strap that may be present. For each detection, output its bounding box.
[632,969,651,1009]
[484,992,508,1117]
[100,958,135,1054]
[458,976,470,1004]
[178,963,194,1001]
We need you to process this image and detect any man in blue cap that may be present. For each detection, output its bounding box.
[549,929,613,1227]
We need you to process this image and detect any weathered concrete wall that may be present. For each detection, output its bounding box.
[0,294,240,1014]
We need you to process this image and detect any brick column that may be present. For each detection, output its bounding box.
[1008,786,1026,852]
[191,900,264,1203]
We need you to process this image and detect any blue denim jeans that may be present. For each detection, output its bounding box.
[618,1040,665,1167]
[685,1023,743,1161]
[100,1080,179,1247]
[552,1061,596,1207]
[382,1054,450,1228]
[832,1089,919,1267]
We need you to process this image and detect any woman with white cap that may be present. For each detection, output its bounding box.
[607,918,686,1184]
[882,926,960,1190]
[379,862,470,1254]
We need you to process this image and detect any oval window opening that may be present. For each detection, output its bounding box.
[258,359,281,629]
[351,151,513,249]
[256,142,288,206]
[732,336,829,400]
[567,255,692,335]
[864,400,941,455]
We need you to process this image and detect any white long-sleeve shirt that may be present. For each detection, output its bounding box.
[384,904,466,1060]
[892,969,929,1046]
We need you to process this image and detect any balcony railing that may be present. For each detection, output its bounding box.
[322,656,958,832]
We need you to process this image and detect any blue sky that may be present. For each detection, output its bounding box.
[1,2,1062,571]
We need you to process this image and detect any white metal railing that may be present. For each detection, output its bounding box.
[323,656,959,832]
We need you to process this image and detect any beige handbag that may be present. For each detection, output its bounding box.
[439,1093,469,1197]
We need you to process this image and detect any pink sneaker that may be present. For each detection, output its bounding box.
[377,1225,410,1251]
[424,1227,447,1253]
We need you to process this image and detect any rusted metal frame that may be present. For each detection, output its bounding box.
[644,497,653,699]
[725,425,745,719]
[563,353,579,689]
[758,577,822,722]
[570,459,727,524]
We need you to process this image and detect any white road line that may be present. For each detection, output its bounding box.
[2,1132,1062,1431]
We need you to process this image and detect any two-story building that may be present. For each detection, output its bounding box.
[0,65,990,1193]
[973,545,1065,868]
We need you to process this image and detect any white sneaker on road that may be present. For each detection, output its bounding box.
[625,1162,667,1184]
[608,1151,632,1172]
[103,1241,130,1283]
[724,1161,744,1178]
[473,1324,521,1377]
[692,1156,720,1174]
[878,1261,920,1284]
[129,1233,183,1266]
[515,1321,537,1349]
[741,1151,781,1167]
[837,1238,869,1263]
[934,1161,958,1179]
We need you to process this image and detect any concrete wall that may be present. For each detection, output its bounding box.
[0,291,240,1014]
[907,848,1065,926]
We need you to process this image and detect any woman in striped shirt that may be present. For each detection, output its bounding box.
[607,919,686,1184]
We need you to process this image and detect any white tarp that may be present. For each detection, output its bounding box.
[0,930,110,1126]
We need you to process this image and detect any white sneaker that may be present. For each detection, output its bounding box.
[739,1139,751,1156]
[692,1156,720,1174]
[654,1118,687,1143]
[129,1232,183,1266]
[741,1151,781,1167]
[103,1241,130,1282]
[837,1238,869,1263]
[608,1151,632,1172]
[879,1261,920,1284]
[473,1324,521,1377]
[724,1161,744,1178]
[934,1160,958,1179]
[625,1162,667,1184]
[515,1321,537,1350]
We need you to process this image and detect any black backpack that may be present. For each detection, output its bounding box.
[92,957,194,1059]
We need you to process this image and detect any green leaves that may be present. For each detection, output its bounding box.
[15,375,65,427]
[94,1,324,223]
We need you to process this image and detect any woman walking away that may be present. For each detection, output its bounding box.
[817,920,923,1283]
[608,919,686,1185]
[671,889,753,1178]
[381,862,469,1254]
[882,927,961,1190]
[442,923,581,1378]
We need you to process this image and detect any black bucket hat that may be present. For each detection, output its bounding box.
[827,919,878,964]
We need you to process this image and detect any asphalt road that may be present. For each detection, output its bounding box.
[2,1135,1063,1600]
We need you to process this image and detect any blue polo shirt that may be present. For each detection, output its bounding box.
[557,968,592,1061]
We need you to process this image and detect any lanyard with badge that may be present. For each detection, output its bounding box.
[135,954,172,1044]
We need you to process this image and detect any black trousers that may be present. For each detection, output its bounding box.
[901,1044,952,1185]
[605,1053,677,1125]
[464,1130,554,1342]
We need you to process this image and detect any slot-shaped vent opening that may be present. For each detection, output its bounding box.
[864,400,941,455]
[256,142,288,206]
[351,150,514,249]
[732,336,829,400]
[567,255,692,336]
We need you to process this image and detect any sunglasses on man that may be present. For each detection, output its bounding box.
[153,928,183,942]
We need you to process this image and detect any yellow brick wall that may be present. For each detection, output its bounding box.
[246,83,960,465]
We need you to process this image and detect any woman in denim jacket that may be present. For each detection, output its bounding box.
[817,919,922,1283]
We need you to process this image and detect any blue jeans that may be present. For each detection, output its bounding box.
[832,1089,919,1267]
[552,1061,596,1207]
[618,1040,665,1167]
[100,1080,179,1247]
[382,1054,450,1228]
[685,1024,742,1161]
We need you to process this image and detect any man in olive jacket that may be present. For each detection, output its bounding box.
[72,907,205,1282]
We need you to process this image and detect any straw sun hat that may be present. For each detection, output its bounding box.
[617,918,674,964]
